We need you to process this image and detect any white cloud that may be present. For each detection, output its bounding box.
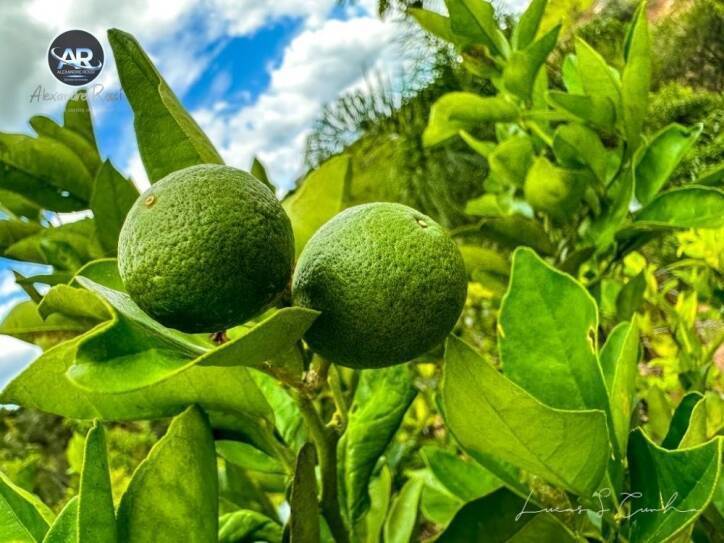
[0,336,41,392]
[194,15,405,188]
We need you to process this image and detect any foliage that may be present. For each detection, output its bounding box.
[0,1,721,542]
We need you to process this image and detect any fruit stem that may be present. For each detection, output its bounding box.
[294,392,350,543]
[328,365,348,428]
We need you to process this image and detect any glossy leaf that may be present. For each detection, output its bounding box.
[443,336,609,495]
[634,124,703,205]
[561,54,583,94]
[424,93,518,146]
[117,406,218,542]
[627,429,722,543]
[0,219,42,253]
[600,320,639,457]
[523,156,587,220]
[382,477,423,543]
[499,248,609,413]
[679,394,723,448]
[251,371,307,451]
[42,497,77,543]
[421,446,502,502]
[0,133,90,211]
[621,2,651,150]
[216,440,285,474]
[361,466,391,543]
[283,155,350,255]
[446,0,509,57]
[504,24,560,100]
[477,214,556,255]
[546,91,616,131]
[30,116,100,175]
[0,470,54,543]
[437,487,577,542]
[635,186,724,229]
[553,123,607,182]
[339,365,416,522]
[0,300,86,345]
[38,284,109,323]
[575,37,620,118]
[108,29,223,183]
[90,160,139,254]
[512,0,547,49]
[662,392,704,450]
[218,510,282,543]
[77,423,117,542]
[290,443,320,543]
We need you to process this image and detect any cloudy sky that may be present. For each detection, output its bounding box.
[0,0,526,386]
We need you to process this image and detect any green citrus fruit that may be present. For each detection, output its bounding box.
[118,164,294,333]
[292,202,467,368]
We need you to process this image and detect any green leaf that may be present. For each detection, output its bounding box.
[283,155,350,256]
[523,156,587,220]
[552,123,608,182]
[421,446,502,502]
[546,91,616,131]
[42,497,78,543]
[339,365,417,522]
[0,133,91,211]
[503,24,560,100]
[290,443,320,543]
[361,466,391,543]
[90,160,139,255]
[1,333,273,429]
[251,371,307,451]
[107,29,223,183]
[424,93,518,147]
[499,248,609,413]
[216,441,285,474]
[117,406,218,542]
[0,470,54,543]
[77,423,117,542]
[67,277,317,394]
[0,219,42,253]
[458,245,509,278]
[250,157,274,191]
[442,336,609,495]
[63,90,97,146]
[0,188,42,220]
[408,8,457,44]
[634,124,703,205]
[561,54,583,94]
[445,0,509,57]
[459,131,496,158]
[662,392,704,450]
[635,186,724,229]
[382,477,423,543]
[477,214,556,255]
[38,284,109,323]
[218,510,282,543]
[30,116,101,175]
[600,319,639,458]
[627,429,722,543]
[621,2,651,150]
[616,271,646,321]
[0,300,86,345]
[437,487,577,542]
[587,171,633,250]
[575,37,620,120]
[488,135,534,187]
[679,394,723,448]
[512,0,547,50]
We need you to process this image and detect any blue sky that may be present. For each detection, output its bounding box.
[0,0,525,385]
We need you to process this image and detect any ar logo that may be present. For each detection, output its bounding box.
[48,30,104,86]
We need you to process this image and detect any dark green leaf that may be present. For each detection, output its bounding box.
[635,186,724,229]
[0,188,41,220]
[0,133,90,211]
[621,2,651,150]
[661,392,704,450]
[477,214,556,255]
[218,510,282,543]
[634,124,702,205]
[443,336,609,495]
[0,219,42,253]
[437,487,577,542]
[0,470,54,543]
[107,29,223,183]
[339,365,416,522]
[117,406,218,542]
[63,90,97,146]
[627,429,722,543]
[30,116,101,175]
[283,155,350,256]
[90,160,140,254]
[290,443,319,543]
[512,0,547,50]
[424,93,519,147]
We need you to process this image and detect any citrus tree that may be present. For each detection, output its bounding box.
[0,3,721,543]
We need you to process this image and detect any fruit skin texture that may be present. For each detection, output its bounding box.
[118,164,294,333]
[292,202,467,368]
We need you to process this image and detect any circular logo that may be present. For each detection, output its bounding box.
[48,30,104,86]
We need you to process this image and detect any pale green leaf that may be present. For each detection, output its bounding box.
[382,477,423,543]
[512,0,547,49]
[635,186,724,229]
[0,471,54,543]
[216,441,285,474]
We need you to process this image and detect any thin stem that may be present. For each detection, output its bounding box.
[328,365,349,427]
[294,392,349,543]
